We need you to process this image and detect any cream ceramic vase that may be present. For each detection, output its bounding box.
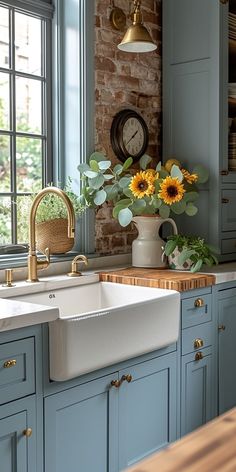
[132,216,178,268]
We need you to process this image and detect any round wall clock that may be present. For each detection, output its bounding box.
[110,109,149,163]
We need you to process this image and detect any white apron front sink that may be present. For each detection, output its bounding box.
[15,282,180,381]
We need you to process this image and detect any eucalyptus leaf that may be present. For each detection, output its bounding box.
[192,164,209,184]
[98,160,111,171]
[140,154,152,170]
[118,207,133,227]
[152,196,162,209]
[103,174,113,180]
[113,164,123,175]
[123,187,133,198]
[90,151,107,162]
[88,174,105,189]
[77,163,90,173]
[183,191,199,203]
[119,176,132,189]
[89,160,100,172]
[84,170,99,179]
[122,157,133,171]
[171,200,186,215]
[171,164,183,182]
[159,204,170,218]
[93,189,106,206]
[156,161,162,172]
[131,199,146,213]
[185,203,198,216]
[105,184,119,200]
[159,169,169,179]
[154,179,162,192]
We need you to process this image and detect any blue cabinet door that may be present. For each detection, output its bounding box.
[118,353,177,470]
[181,348,213,436]
[0,396,36,472]
[44,373,119,472]
[219,295,236,414]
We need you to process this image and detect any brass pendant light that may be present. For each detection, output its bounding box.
[118,0,157,53]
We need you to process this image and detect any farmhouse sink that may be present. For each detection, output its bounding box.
[15,282,180,381]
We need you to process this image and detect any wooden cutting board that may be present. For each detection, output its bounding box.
[124,407,236,472]
[99,268,215,292]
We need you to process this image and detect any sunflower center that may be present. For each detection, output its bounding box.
[167,185,178,197]
[138,181,148,191]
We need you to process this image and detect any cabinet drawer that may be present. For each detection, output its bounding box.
[182,322,212,356]
[182,294,211,328]
[221,238,236,255]
[221,190,236,232]
[0,337,35,405]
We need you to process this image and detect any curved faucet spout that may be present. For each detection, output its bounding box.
[28,186,75,282]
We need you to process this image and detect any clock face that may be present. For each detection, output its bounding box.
[110,110,149,163]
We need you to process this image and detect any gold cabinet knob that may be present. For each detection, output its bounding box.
[23,428,32,437]
[195,352,204,361]
[3,359,17,368]
[194,298,204,308]
[218,324,226,331]
[110,374,132,388]
[194,338,204,349]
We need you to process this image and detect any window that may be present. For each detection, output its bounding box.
[0,0,53,251]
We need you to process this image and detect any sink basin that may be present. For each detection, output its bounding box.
[15,281,180,381]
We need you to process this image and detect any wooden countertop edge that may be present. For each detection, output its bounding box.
[124,407,236,472]
[99,269,216,292]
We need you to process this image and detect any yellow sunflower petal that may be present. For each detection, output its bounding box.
[158,176,185,205]
[129,171,155,199]
[181,168,198,184]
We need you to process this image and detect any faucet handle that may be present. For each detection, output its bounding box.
[67,254,88,277]
[37,247,50,271]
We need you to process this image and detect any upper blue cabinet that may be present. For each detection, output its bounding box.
[163,0,236,261]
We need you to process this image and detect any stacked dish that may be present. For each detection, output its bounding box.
[229,12,236,40]
[229,132,236,170]
[229,83,236,99]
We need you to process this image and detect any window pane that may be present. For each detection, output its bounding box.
[0,72,10,130]
[16,136,42,192]
[15,12,42,76]
[0,7,9,69]
[16,77,42,133]
[0,197,11,244]
[0,134,11,192]
[17,195,30,243]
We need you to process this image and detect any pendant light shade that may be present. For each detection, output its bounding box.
[118,0,157,53]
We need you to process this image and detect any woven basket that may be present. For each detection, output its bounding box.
[36,218,74,255]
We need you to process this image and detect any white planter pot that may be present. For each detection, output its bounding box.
[168,247,192,270]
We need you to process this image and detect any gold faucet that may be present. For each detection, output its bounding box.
[27,186,75,283]
[67,255,88,277]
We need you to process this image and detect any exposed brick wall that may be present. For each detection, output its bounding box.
[94,0,162,255]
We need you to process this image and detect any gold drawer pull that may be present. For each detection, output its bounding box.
[195,352,204,361]
[23,428,32,438]
[194,338,204,349]
[222,198,229,204]
[194,298,204,308]
[218,324,226,331]
[110,374,132,388]
[3,359,17,368]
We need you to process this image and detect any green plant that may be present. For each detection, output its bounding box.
[78,152,209,227]
[16,179,85,242]
[164,234,218,273]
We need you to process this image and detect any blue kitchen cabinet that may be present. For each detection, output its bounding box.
[44,372,119,472]
[218,288,236,414]
[0,396,37,472]
[44,351,177,472]
[163,0,234,260]
[118,352,177,470]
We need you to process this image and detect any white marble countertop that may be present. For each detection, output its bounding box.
[199,262,236,284]
[0,298,58,332]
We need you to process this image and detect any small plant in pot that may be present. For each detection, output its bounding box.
[163,234,218,273]
[17,179,85,254]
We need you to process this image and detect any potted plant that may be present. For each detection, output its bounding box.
[163,234,218,273]
[18,179,85,254]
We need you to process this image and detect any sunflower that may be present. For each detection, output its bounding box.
[181,168,198,184]
[145,169,159,184]
[129,171,155,198]
[158,176,185,205]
